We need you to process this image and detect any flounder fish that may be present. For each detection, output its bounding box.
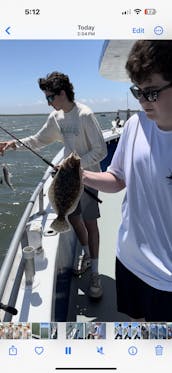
[48,152,83,232]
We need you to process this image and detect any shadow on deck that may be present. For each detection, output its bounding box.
[67,269,128,322]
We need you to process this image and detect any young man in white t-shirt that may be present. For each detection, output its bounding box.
[0,72,107,299]
[82,40,172,321]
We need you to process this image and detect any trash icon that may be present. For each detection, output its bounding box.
[155,345,163,356]
[9,345,17,356]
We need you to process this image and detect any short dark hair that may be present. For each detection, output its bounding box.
[38,71,75,102]
[125,40,172,84]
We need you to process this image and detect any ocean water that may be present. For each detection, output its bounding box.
[0,111,136,268]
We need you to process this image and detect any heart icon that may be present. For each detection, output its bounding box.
[35,346,44,355]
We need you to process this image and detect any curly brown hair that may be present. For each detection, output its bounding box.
[38,71,75,102]
[125,40,172,84]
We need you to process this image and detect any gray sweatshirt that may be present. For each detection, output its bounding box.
[17,102,107,171]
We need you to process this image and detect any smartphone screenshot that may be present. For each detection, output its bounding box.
[0,0,172,371]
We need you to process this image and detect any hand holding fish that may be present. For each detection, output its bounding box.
[53,164,60,171]
[0,140,17,155]
[51,164,60,178]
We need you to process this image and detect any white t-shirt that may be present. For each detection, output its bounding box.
[108,111,172,291]
[17,102,107,172]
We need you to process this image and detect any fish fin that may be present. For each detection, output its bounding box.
[50,217,70,233]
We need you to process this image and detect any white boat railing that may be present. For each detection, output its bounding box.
[0,147,64,303]
[0,169,50,301]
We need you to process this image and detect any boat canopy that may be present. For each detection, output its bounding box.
[99,40,136,81]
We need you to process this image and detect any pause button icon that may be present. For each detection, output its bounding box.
[65,347,72,355]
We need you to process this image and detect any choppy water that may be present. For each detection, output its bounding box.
[0,111,136,268]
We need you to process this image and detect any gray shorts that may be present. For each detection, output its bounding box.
[69,186,100,220]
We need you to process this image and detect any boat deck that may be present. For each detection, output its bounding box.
[67,189,128,322]
[0,130,129,323]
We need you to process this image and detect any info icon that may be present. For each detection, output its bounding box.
[128,346,138,356]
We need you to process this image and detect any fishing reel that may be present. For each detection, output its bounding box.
[0,302,18,315]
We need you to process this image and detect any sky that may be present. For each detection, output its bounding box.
[0,40,140,114]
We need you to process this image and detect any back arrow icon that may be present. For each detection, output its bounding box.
[5,27,11,35]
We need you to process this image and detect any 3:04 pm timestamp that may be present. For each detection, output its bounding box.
[25,9,40,15]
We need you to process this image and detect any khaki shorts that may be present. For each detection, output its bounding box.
[69,186,100,220]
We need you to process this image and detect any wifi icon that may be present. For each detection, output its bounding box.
[134,8,142,14]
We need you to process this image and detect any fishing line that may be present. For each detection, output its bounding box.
[0,125,102,203]
[0,125,55,169]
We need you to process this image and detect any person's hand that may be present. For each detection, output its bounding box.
[0,140,16,155]
[51,164,60,178]
[54,164,60,171]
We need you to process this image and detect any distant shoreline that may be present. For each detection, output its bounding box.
[0,110,133,116]
[0,113,49,116]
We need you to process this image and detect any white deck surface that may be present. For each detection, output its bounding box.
[67,189,129,322]
[98,190,124,278]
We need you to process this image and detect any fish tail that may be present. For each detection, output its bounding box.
[50,216,70,233]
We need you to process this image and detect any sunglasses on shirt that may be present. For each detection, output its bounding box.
[130,82,172,102]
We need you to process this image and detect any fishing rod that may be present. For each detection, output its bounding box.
[0,125,55,170]
[0,125,102,203]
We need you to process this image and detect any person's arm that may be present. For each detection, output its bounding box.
[15,112,63,150]
[83,169,125,193]
[0,112,63,155]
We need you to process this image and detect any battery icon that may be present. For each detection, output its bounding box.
[144,8,156,15]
